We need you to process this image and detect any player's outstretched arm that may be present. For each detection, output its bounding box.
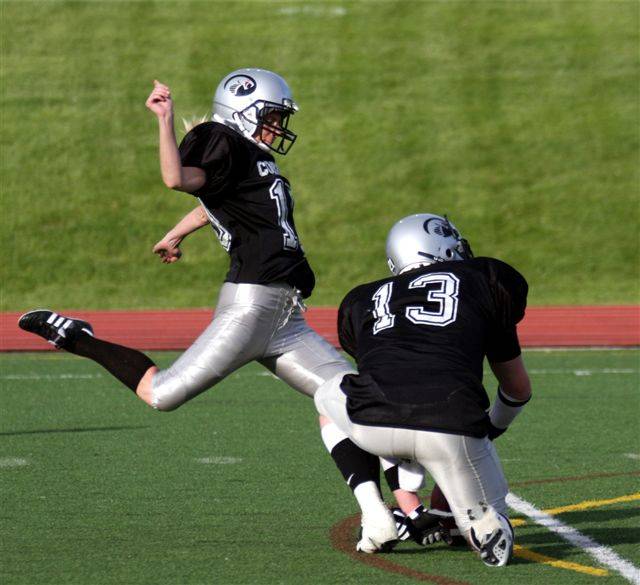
[153,205,209,264]
[145,80,206,192]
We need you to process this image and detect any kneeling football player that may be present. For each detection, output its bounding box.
[315,213,532,566]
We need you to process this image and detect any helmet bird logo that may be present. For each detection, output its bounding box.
[224,75,257,97]
[423,217,458,239]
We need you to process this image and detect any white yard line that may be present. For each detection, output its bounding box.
[507,492,640,584]
[195,457,242,465]
[527,347,639,352]
[277,5,347,17]
[0,457,28,468]
[528,368,637,376]
[1,373,102,380]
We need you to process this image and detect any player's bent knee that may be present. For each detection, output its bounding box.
[318,414,332,428]
[398,461,425,492]
[151,395,183,412]
[149,373,190,412]
[314,376,342,418]
[313,380,330,416]
[313,386,324,410]
[151,385,188,411]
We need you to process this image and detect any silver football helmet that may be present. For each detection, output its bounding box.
[212,68,299,155]
[386,213,473,275]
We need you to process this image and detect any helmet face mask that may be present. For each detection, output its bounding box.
[213,69,299,155]
[386,214,473,276]
[236,101,297,155]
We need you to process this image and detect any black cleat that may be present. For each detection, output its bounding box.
[18,309,94,349]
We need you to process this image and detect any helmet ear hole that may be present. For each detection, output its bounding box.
[445,249,453,258]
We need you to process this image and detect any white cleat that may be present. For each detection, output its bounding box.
[468,503,514,567]
[356,505,399,554]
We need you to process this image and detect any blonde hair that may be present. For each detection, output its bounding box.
[182,114,210,133]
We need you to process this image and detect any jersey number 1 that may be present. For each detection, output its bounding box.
[372,272,460,333]
[270,179,299,251]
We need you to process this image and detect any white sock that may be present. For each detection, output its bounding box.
[320,422,347,452]
[354,481,386,517]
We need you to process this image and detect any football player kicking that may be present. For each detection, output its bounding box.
[315,213,532,566]
[18,69,431,553]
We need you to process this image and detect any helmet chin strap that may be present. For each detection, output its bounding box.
[231,112,269,151]
[253,138,271,153]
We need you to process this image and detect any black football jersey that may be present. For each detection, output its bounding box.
[338,257,528,437]
[178,122,315,297]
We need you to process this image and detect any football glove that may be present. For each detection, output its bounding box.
[392,506,446,546]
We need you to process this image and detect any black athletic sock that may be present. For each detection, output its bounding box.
[330,438,381,492]
[66,332,156,392]
[384,465,400,492]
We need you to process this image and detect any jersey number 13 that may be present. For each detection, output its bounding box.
[372,272,460,334]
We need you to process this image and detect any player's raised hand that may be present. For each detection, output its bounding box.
[145,80,174,118]
[153,236,183,264]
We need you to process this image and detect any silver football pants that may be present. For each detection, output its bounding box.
[151,282,354,411]
[315,373,509,535]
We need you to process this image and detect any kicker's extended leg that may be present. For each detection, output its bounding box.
[19,310,155,393]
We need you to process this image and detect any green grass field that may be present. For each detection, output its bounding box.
[1,1,639,311]
[1,349,638,584]
[2,3,638,583]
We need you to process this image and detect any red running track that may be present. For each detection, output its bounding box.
[1,306,638,352]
